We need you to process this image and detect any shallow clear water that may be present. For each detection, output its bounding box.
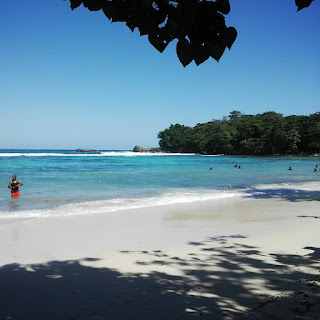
[0,150,319,218]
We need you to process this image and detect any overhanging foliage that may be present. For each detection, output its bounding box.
[65,0,315,67]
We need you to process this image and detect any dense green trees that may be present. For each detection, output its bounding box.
[157,111,320,155]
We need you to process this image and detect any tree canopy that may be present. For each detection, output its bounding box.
[157,111,320,155]
[65,0,316,67]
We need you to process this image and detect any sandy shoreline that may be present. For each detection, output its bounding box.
[0,196,319,319]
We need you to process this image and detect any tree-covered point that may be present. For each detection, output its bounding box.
[157,111,320,155]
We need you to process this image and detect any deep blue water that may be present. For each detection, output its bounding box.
[0,149,319,217]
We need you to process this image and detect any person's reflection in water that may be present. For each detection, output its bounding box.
[9,198,20,211]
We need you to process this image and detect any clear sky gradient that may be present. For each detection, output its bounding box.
[1,0,319,149]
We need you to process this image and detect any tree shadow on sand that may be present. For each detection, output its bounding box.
[297,215,320,219]
[0,236,319,320]
[244,187,320,202]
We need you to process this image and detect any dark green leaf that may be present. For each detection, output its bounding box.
[102,3,113,20]
[110,3,128,22]
[215,0,230,14]
[295,0,314,11]
[176,38,193,67]
[70,0,82,10]
[193,44,209,66]
[148,32,169,53]
[138,24,149,36]
[221,27,237,49]
[206,42,225,62]
[83,0,102,11]
[126,21,136,32]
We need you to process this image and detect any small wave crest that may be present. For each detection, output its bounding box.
[0,189,242,219]
[100,152,197,157]
[0,153,99,157]
[0,152,198,157]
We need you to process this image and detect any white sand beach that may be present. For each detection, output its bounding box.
[0,196,319,319]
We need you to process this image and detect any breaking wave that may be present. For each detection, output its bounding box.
[0,189,242,219]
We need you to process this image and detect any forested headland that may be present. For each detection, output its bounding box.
[157,111,320,155]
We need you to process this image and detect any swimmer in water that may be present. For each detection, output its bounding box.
[8,174,23,197]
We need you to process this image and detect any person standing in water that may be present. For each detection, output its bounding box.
[8,175,23,197]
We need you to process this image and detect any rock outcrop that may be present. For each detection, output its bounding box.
[76,149,99,152]
[133,145,144,152]
[133,145,161,153]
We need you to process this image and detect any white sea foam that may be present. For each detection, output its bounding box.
[0,189,242,219]
[100,152,198,157]
[0,152,199,157]
[0,153,92,157]
[2,181,319,220]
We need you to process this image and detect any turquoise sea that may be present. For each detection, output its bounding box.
[0,150,319,218]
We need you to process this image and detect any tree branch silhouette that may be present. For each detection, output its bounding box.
[64,0,316,67]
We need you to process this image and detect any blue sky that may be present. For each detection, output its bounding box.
[0,0,319,149]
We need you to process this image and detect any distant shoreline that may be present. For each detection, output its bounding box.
[0,148,319,157]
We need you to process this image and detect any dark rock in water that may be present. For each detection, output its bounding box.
[133,145,161,153]
[133,145,144,152]
[76,149,99,152]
